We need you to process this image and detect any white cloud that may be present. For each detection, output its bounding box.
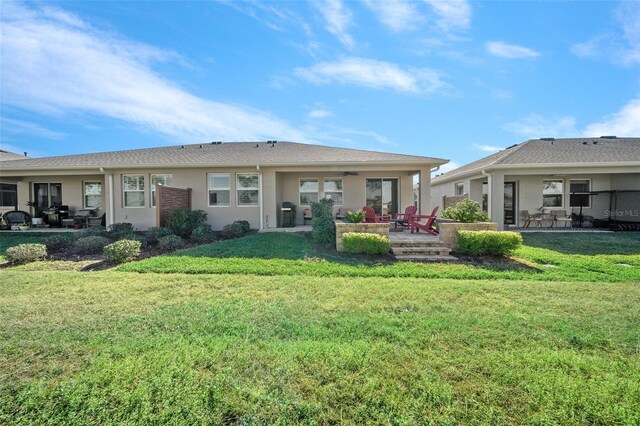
[308,109,333,119]
[502,114,577,138]
[571,2,640,65]
[294,57,445,94]
[0,117,67,140]
[472,143,502,152]
[434,161,461,176]
[314,0,354,48]
[422,0,471,31]
[363,0,424,32]
[583,98,640,137]
[0,2,307,144]
[486,41,540,59]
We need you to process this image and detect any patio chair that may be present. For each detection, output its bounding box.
[553,210,573,228]
[521,210,542,228]
[87,213,106,228]
[394,205,417,229]
[335,207,349,220]
[409,207,439,235]
[303,208,313,225]
[3,210,32,227]
[363,206,390,223]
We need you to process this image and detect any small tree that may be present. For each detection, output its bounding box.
[311,198,335,245]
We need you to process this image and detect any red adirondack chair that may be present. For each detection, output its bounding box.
[409,207,439,235]
[394,205,417,229]
[363,206,391,223]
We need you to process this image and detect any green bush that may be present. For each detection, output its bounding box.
[344,210,365,223]
[311,198,335,245]
[457,230,523,256]
[442,199,490,223]
[42,234,76,252]
[222,220,251,239]
[77,227,110,239]
[190,224,215,243]
[107,222,135,240]
[342,232,391,255]
[144,226,174,245]
[73,236,111,255]
[165,208,208,238]
[103,239,141,263]
[157,234,185,251]
[5,243,47,264]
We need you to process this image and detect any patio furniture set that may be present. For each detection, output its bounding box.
[334,205,439,236]
[521,209,573,228]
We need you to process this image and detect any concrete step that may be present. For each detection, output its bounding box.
[389,240,444,247]
[394,254,458,262]
[391,246,451,256]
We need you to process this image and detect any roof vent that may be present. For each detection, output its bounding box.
[255,143,259,148]
[24,152,28,157]
[540,137,555,141]
[593,141,598,145]
[199,144,203,148]
[180,145,184,149]
[582,141,588,145]
[506,144,518,149]
[600,135,617,139]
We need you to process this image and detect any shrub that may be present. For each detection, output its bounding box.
[5,243,47,264]
[42,234,76,252]
[222,220,251,239]
[442,199,490,223]
[457,230,523,256]
[165,208,208,238]
[73,236,111,255]
[342,232,391,255]
[108,222,135,240]
[344,210,365,223]
[157,234,185,251]
[190,224,215,243]
[311,198,335,245]
[103,239,141,263]
[77,227,110,239]
[144,226,174,245]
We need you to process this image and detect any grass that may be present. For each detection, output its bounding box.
[1,271,639,424]
[118,232,640,282]
[0,232,59,259]
[521,232,640,255]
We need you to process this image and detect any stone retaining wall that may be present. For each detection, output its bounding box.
[335,221,389,251]
[439,222,498,250]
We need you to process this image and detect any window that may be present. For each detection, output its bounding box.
[542,180,563,208]
[123,175,145,207]
[237,173,259,206]
[150,174,172,207]
[299,178,318,205]
[83,182,102,208]
[455,182,464,196]
[570,179,591,208]
[323,178,343,205]
[34,183,62,208]
[208,173,230,206]
[0,183,17,208]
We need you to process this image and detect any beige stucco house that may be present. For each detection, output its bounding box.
[0,141,447,230]
[431,137,640,230]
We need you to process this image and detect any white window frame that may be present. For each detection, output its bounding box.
[207,173,231,207]
[299,178,319,206]
[236,173,259,207]
[123,174,145,208]
[323,177,343,206]
[569,178,591,209]
[83,181,102,209]
[150,174,173,207]
[542,179,564,209]
[455,182,464,196]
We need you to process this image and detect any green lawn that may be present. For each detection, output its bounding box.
[1,271,639,425]
[119,232,640,282]
[1,231,640,424]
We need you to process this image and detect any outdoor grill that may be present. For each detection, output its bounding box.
[281,202,296,227]
[42,205,70,228]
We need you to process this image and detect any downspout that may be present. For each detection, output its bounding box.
[100,167,115,226]
[257,165,264,230]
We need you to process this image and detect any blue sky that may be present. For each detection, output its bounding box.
[1,0,639,172]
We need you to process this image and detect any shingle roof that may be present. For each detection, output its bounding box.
[0,150,28,161]
[0,141,447,171]
[433,137,640,184]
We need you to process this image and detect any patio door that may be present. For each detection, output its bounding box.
[366,178,398,216]
[504,182,516,225]
[34,183,62,209]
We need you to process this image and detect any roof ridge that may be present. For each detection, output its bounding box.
[493,140,530,165]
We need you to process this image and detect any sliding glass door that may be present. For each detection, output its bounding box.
[366,178,398,216]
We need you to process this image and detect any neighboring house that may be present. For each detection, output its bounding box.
[431,137,640,230]
[0,141,447,230]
